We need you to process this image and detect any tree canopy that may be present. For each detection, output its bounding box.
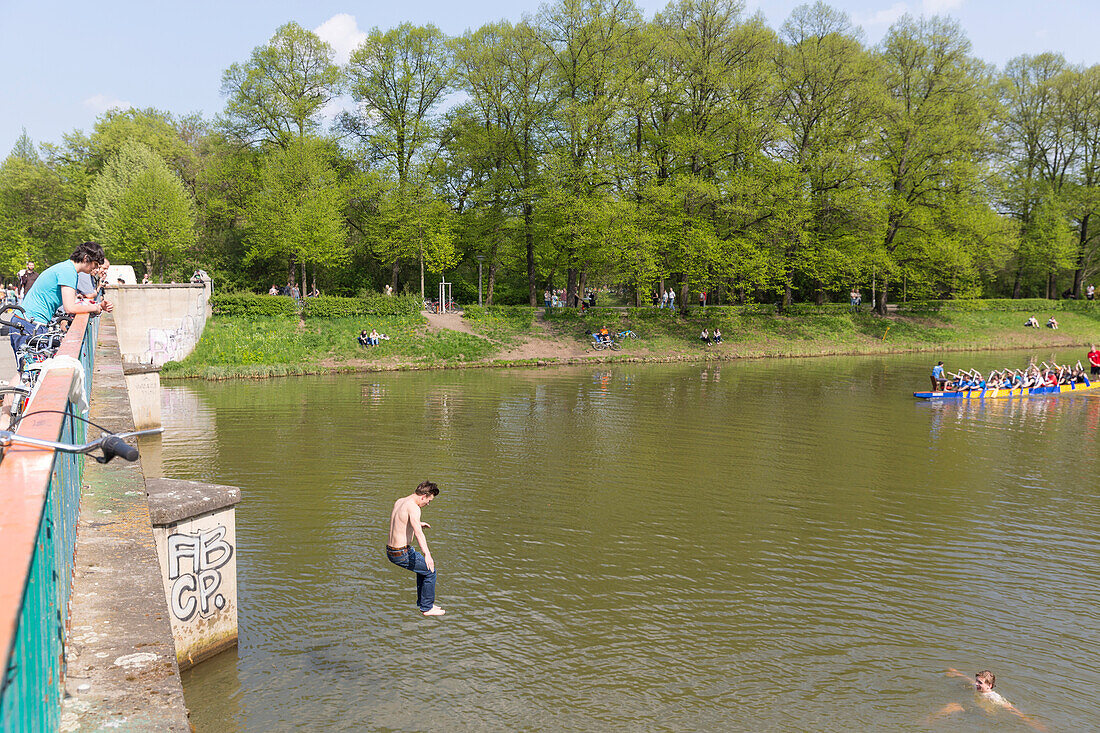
[3,1,1099,303]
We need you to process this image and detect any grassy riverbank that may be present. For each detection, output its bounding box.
[160,298,1100,380]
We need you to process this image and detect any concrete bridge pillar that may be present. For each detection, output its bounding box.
[146,479,241,671]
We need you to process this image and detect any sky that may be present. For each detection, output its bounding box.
[2,0,1098,157]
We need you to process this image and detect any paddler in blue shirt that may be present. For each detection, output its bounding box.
[931,361,947,391]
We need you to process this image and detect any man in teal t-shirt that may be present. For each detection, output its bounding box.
[9,242,113,372]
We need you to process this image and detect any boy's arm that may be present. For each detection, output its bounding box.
[60,286,111,315]
[944,668,970,681]
[1001,703,1047,732]
[409,504,433,570]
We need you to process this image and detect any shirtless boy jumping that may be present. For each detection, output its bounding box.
[386,481,445,617]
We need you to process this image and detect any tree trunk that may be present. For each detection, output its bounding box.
[390,260,400,293]
[525,203,536,306]
[1046,271,1055,300]
[419,241,425,305]
[813,279,825,305]
[1073,213,1089,297]
[487,262,497,306]
[578,271,587,304]
[678,278,688,312]
[566,268,578,308]
[1012,266,1022,299]
[782,282,793,311]
[299,261,306,301]
[287,258,294,291]
[876,275,889,315]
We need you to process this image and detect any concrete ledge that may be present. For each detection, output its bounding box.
[122,364,161,376]
[145,478,241,526]
[60,315,190,732]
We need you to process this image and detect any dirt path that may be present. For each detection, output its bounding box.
[495,315,592,360]
[423,309,593,359]
[422,310,482,337]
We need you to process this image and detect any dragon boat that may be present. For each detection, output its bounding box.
[914,380,1099,400]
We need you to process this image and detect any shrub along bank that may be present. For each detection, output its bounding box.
[162,298,1100,379]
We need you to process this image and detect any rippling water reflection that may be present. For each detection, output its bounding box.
[158,349,1100,731]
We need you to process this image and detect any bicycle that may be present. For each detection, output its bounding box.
[1,305,70,382]
[616,330,639,340]
[0,385,32,430]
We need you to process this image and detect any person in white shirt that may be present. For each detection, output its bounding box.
[931,669,1047,731]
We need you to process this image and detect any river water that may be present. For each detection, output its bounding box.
[154,349,1100,732]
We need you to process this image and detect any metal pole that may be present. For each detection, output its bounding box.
[477,256,484,306]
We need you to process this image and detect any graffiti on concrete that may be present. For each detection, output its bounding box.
[145,313,203,365]
[167,525,233,621]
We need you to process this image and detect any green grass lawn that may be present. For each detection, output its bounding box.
[460,306,536,346]
[162,315,500,378]
[544,307,1100,356]
[162,305,1100,379]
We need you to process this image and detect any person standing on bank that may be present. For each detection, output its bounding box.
[386,481,445,617]
[9,243,113,364]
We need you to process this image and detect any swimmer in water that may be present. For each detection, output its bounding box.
[930,669,1047,731]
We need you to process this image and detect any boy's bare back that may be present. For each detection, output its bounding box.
[388,496,420,547]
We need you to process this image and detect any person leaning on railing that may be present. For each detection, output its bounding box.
[8,242,113,361]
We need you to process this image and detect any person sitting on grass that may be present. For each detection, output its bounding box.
[358,330,370,346]
[1046,315,1058,329]
[931,669,1046,731]
[700,328,710,344]
[370,329,382,346]
[1025,315,1040,328]
[713,328,722,344]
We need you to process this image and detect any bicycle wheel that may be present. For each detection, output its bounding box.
[610,341,621,351]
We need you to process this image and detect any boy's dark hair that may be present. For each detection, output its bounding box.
[70,242,106,265]
[415,481,439,497]
[976,670,995,687]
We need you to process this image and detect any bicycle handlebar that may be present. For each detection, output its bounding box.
[0,428,162,463]
[0,304,27,333]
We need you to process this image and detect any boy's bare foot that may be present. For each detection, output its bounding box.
[421,605,445,617]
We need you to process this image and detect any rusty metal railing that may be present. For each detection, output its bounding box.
[0,314,96,729]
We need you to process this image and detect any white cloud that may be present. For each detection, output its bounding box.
[922,0,963,13]
[853,2,909,30]
[315,13,366,65]
[83,94,132,114]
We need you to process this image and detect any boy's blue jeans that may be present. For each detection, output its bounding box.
[386,546,435,612]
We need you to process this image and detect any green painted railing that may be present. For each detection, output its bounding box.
[0,315,96,730]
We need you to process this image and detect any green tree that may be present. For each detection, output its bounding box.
[343,22,452,296]
[538,0,645,305]
[85,140,197,278]
[773,2,884,307]
[872,15,1000,309]
[221,22,341,147]
[244,137,349,293]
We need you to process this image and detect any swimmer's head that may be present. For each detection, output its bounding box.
[975,670,995,692]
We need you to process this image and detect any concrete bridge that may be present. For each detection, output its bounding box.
[0,284,229,730]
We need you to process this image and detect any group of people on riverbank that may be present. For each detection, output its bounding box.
[699,328,722,344]
[269,282,321,300]
[1024,315,1059,329]
[357,329,389,347]
[930,357,1094,392]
